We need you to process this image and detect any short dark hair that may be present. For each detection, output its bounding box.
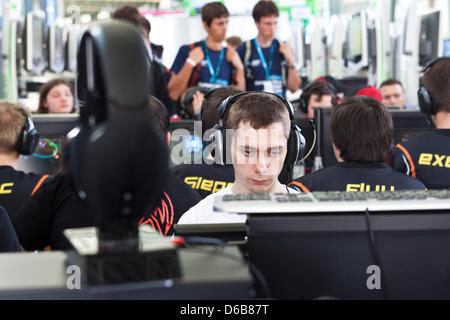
[148,96,169,136]
[201,86,243,135]
[226,36,243,47]
[112,5,141,26]
[330,96,393,163]
[380,78,404,90]
[201,2,229,27]
[38,78,74,114]
[139,16,151,34]
[252,0,279,22]
[423,57,450,113]
[224,92,290,139]
[302,81,336,108]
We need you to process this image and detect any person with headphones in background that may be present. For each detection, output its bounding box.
[298,80,337,118]
[172,86,241,198]
[391,57,450,189]
[178,92,304,224]
[0,101,49,218]
[236,1,301,97]
[168,2,245,102]
[290,96,426,193]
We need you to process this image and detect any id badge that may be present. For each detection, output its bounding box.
[263,75,283,96]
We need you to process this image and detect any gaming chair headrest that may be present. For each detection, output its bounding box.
[73,21,168,240]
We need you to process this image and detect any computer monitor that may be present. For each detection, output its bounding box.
[314,107,336,168]
[347,13,363,63]
[168,120,203,167]
[444,39,450,57]
[247,210,450,299]
[389,109,433,145]
[418,11,440,67]
[65,25,80,72]
[24,11,47,75]
[16,114,79,175]
[48,24,65,74]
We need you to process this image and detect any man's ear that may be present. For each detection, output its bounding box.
[332,143,343,162]
[203,21,209,32]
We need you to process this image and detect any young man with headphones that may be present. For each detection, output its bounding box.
[236,1,301,97]
[178,92,304,224]
[172,86,240,199]
[290,96,426,193]
[391,57,450,189]
[298,80,337,118]
[0,101,49,218]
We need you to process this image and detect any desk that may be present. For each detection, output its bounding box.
[0,246,252,299]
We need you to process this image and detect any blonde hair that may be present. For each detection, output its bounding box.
[0,100,30,154]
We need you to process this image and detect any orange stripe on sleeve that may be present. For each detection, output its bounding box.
[395,144,416,178]
[289,181,311,193]
[31,174,50,196]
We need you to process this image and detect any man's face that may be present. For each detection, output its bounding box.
[204,16,229,42]
[307,94,333,118]
[231,121,288,193]
[255,15,278,41]
[380,84,406,109]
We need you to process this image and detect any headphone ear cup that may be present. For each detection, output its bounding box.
[299,94,307,114]
[16,113,39,155]
[418,82,437,115]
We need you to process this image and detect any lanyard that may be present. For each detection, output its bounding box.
[253,38,274,79]
[203,41,225,82]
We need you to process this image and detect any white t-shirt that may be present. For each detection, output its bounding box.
[178,185,300,224]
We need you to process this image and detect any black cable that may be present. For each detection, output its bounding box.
[365,208,389,300]
[182,237,272,299]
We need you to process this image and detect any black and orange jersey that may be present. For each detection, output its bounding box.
[13,171,202,251]
[172,163,235,199]
[138,172,201,236]
[0,205,20,252]
[290,162,426,192]
[391,129,450,190]
[0,166,49,219]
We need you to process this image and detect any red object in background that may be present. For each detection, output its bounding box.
[170,114,182,121]
[356,86,383,102]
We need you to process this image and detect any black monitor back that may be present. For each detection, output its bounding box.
[247,211,450,300]
[16,114,79,175]
[389,109,433,145]
[168,120,203,167]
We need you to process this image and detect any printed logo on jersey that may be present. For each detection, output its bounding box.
[346,183,395,192]
[0,183,14,194]
[184,176,233,194]
[418,153,450,168]
[139,191,174,236]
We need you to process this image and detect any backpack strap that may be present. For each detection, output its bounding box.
[188,41,203,87]
[244,39,253,80]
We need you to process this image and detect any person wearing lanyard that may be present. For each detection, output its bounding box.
[237,1,301,97]
[168,2,245,101]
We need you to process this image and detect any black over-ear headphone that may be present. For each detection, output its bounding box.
[16,108,39,155]
[418,57,449,115]
[72,20,168,241]
[211,91,306,183]
[298,81,338,114]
